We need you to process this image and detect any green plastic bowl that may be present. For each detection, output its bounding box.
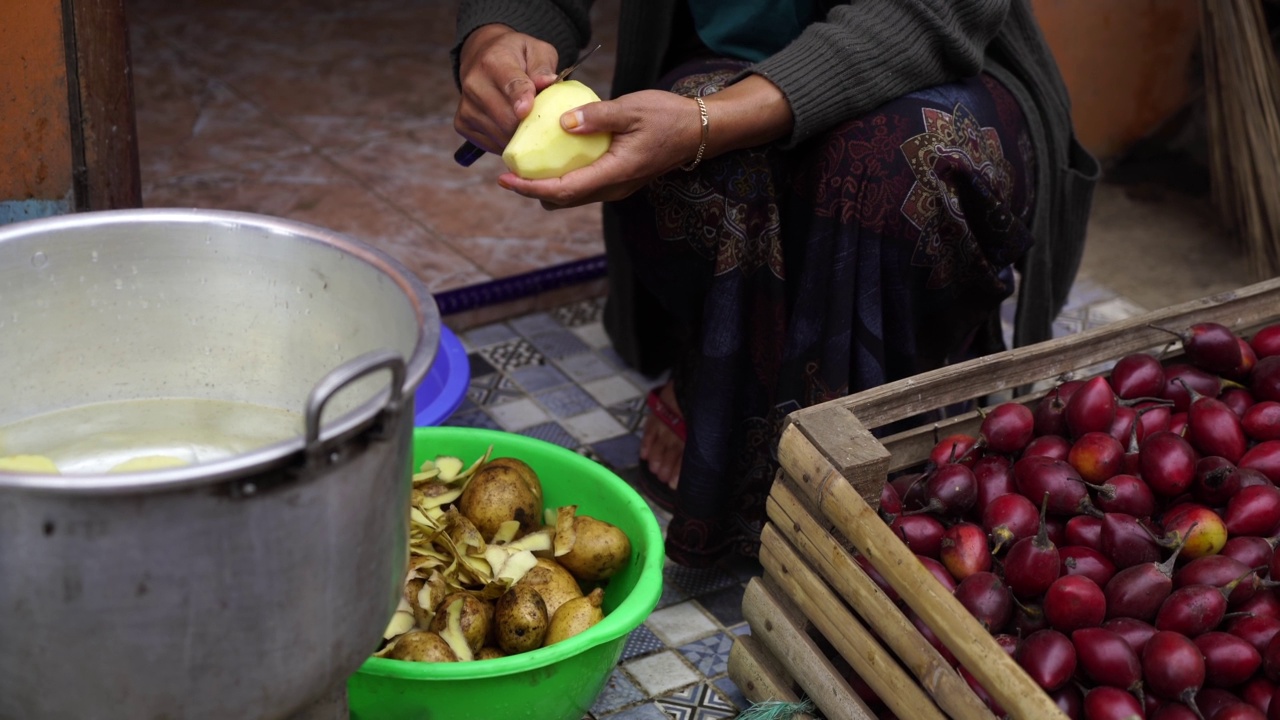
[348,427,665,720]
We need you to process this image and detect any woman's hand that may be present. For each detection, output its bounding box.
[455,24,561,155]
[497,75,796,209]
[497,90,705,208]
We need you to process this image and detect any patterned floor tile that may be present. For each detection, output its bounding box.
[598,703,669,720]
[655,575,691,610]
[518,420,580,449]
[712,676,750,711]
[696,585,747,628]
[467,371,526,407]
[477,337,545,371]
[468,352,499,378]
[551,297,605,327]
[462,322,518,349]
[664,564,740,597]
[562,407,629,444]
[488,397,550,431]
[678,632,735,677]
[608,395,649,434]
[509,311,563,336]
[529,328,594,361]
[558,351,623,383]
[621,623,667,662]
[508,363,571,393]
[645,601,719,647]
[591,433,643,472]
[653,681,738,719]
[573,322,614,349]
[536,384,602,418]
[582,375,643,406]
[623,650,701,696]
[442,408,501,431]
[591,669,647,715]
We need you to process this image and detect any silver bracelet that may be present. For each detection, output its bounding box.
[681,96,709,172]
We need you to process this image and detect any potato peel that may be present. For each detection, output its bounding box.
[491,520,522,545]
[439,598,474,662]
[554,505,578,557]
[383,596,417,641]
[434,455,465,482]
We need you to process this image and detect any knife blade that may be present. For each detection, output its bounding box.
[453,44,603,168]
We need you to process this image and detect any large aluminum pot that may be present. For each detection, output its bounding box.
[0,209,440,719]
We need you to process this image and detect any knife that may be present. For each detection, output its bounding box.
[453,44,603,168]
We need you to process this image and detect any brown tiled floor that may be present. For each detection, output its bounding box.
[129,0,619,301]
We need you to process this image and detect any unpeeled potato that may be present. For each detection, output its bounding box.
[514,557,583,620]
[494,585,549,654]
[483,457,543,505]
[459,464,542,538]
[429,592,493,654]
[543,587,605,646]
[557,515,631,582]
[388,630,457,662]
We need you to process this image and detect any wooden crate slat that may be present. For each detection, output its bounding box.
[775,441,1067,719]
[766,483,993,719]
[778,415,892,506]
[727,634,814,718]
[761,525,978,720]
[742,578,878,720]
[788,277,1280,434]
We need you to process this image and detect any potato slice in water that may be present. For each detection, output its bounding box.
[109,455,188,473]
[0,454,60,474]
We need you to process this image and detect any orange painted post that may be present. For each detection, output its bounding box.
[1032,0,1202,162]
[0,0,77,222]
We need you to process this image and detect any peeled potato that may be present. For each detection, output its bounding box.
[502,80,612,180]
[0,455,59,474]
[109,455,188,473]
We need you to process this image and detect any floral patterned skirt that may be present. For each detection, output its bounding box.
[612,58,1037,567]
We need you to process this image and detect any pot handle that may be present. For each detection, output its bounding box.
[304,349,407,463]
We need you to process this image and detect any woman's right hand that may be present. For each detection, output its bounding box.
[455,25,561,155]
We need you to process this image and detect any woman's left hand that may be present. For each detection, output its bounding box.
[497,89,705,209]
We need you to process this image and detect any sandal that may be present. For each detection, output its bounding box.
[645,386,687,442]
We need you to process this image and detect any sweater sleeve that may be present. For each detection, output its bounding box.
[750,0,1011,146]
[452,0,594,85]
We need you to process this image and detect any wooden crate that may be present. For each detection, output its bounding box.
[729,278,1280,720]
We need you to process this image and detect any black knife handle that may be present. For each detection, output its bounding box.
[454,140,486,167]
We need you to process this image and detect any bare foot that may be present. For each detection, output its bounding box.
[640,381,684,490]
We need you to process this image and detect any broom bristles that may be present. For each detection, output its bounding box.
[1200,0,1280,280]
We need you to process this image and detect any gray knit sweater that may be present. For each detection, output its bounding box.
[454,0,1099,357]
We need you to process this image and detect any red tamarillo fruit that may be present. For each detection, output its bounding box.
[1004,493,1062,599]
[1016,628,1078,692]
[1067,376,1119,439]
[980,402,1036,455]
[1139,431,1199,498]
[1111,352,1167,400]
[1141,630,1206,712]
